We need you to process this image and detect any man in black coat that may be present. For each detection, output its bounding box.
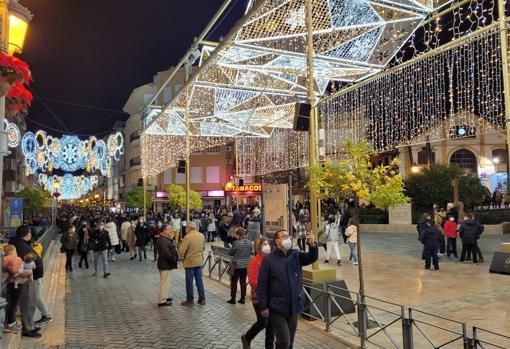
[257,230,318,349]
[9,225,42,338]
[419,220,441,270]
[459,213,484,263]
[156,225,178,307]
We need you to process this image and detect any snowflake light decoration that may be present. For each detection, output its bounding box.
[38,173,99,200]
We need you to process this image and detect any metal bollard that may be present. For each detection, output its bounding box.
[208,251,212,277]
[325,286,332,332]
[402,307,414,349]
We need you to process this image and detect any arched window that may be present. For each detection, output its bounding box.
[450,148,477,174]
[492,148,507,164]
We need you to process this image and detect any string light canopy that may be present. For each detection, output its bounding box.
[21,131,124,177]
[141,0,451,177]
[38,173,99,201]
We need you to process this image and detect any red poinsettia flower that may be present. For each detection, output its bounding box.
[0,51,32,85]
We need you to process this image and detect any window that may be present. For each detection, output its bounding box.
[191,167,203,184]
[450,149,477,173]
[130,157,141,167]
[492,148,507,164]
[130,130,140,143]
[163,169,172,184]
[206,166,220,183]
[207,146,221,154]
[175,172,185,184]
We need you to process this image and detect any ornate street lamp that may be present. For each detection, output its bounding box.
[0,0,33,54]
[6,0,32,54]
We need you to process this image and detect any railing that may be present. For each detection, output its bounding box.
[203,247,510,349]
[472,327,510,348]
[202,246,232,282]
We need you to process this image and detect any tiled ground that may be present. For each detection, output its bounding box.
[62,250,347,349]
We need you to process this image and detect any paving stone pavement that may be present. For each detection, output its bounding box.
[63,250,349,349]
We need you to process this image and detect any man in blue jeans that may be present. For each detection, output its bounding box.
[257,229,318,349]
[178,221,206,306]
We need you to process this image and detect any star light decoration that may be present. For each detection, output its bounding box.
[21,131,124,176]
[141,0,452,177]
[38,173,99,201]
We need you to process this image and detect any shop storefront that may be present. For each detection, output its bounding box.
[224,183,262,207]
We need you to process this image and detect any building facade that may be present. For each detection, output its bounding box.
[399,114,508,193]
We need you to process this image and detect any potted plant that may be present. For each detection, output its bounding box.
[6,80,32,118]
[0,51,31,97]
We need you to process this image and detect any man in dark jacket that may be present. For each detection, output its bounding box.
[135,218,149,261]
[419,220,441,270]
[156,225,178,307]
[459,213,484,263]
[9,225,42,338]
[257,229,318,349]
[90,221,112,277]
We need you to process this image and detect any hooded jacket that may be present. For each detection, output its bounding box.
[104,222,119,246]
[257,244,318,318]
[459,219,484,244]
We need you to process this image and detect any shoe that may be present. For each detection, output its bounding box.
[353,262,358,266]
[238,298,245,304]
[69,267,73,272]
[35,316,53,325]
[139,258,142,262]
[78,263,82,268]
[323,260,329,264]
[241,334,251,349]
[33,327,41,332]
[144,254,147,260]
[111,257,116,262]
[166,297,173,302]
[425,267,430,270]
[153,259,157,262]
[4,323,20,333]
[22,331,41,338]
[227,299,236,304]
[103,273,111,278]
[434,267,440,271]
[181,300,194,307]
[337,260,342,266]
[92,272,97,276]
[198,298,206,305]
[86,265,89,269]
[157,301,172,307]
[447,256,451,262]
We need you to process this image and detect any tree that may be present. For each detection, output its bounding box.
[125,187,152,210]
[167,184,202,212]
[308,140,409,347]
[18,187,46,217]
[404,165,486,210]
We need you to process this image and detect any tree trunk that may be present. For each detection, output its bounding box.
[354,196,367,348]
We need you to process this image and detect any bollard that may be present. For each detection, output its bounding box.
[325,286,332,332]
[402,307,414,349]
[208,251,212,277]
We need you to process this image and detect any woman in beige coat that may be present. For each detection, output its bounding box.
[127,221,137,260]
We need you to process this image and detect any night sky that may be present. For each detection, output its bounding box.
[18,0,246,137]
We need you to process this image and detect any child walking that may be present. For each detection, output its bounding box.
[345,218,358,265]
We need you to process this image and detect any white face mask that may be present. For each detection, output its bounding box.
[261,244,271,254]
[281,238,292,251]
[449,217,455,221]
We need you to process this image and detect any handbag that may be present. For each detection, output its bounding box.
[60,244,66,253]
[114,244,122,254]
[227,260,236,277]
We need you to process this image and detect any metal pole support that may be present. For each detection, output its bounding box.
[357,294,367,348]
[402,307,414,349]
[325,286,332,332]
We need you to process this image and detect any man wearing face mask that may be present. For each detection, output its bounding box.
[257,230,318,349]
[90,221,112,278]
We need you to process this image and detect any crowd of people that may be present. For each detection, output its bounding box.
[417,203,485,270]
